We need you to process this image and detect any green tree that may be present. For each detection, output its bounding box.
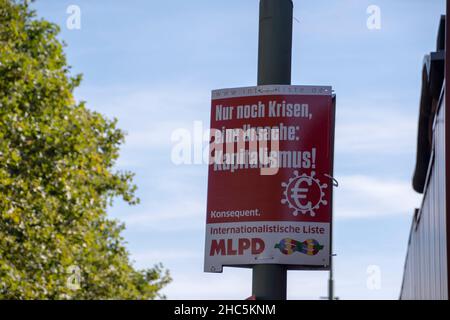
[0,0,170,299]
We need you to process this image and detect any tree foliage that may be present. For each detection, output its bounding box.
[0,0,170,299]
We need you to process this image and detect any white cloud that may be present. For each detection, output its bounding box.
[335,175,421,219]
[122,199,205,231]
[163,269,253,300]
[336,105,417,155]
[124,122,180,150]
[76,85,213,170]
[132,250,201,265]
[77,84,210,125]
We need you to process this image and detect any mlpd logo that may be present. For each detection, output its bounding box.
[281,170,328,217]
[275,238,324,256]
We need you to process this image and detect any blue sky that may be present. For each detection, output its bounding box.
[32,0,445,299]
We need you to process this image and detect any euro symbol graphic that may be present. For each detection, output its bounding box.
[281,171,328,217]
[291,177,312,210]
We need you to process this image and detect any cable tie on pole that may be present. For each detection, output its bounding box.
[324,174,338,187]
[254,256,275,261]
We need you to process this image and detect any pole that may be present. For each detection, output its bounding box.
[328,256,334,300]
[257,0,293,86]
[252,0,293,300]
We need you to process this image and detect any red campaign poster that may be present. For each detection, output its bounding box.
[204,85,335,273]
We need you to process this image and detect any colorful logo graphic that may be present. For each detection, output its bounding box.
[274,238,324,256]
[281,171,328,217]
